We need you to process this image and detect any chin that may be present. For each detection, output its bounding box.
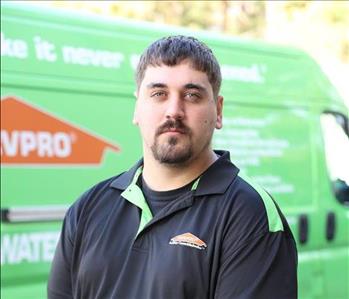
[152,144,193,165]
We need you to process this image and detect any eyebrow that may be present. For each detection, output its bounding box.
[146,82,168,89]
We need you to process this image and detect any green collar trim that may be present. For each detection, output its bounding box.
[191,176,201,191]
[121,167,153,237]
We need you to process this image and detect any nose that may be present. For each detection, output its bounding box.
[165,95,185,120]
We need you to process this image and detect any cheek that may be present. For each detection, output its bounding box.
[200,111,217,128]
[138,115,160,140]
[136,105,157,128]
[139,120,154,135]
[191,117,215,140]
[203,119,215,126]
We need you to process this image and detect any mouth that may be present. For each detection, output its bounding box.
[161,128,186,135]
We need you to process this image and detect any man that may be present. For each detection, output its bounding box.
[48,36,297,299]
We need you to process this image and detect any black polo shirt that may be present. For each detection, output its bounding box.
[48,150,297,299]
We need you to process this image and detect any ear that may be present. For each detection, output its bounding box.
[215,95,223,129]
[132,90,139,125]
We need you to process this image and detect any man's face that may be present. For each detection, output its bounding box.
[134,61,223,166]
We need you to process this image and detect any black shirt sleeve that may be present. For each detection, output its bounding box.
[214,229,297,299]
[47,206,76,299]
[213,184,298,299]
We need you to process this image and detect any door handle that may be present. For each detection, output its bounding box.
[326,212,336,241]
[298,214,308,244]
[1,206,67,223]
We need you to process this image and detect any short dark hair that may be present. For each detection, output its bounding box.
[135,35,222,98]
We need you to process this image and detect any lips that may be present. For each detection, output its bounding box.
[162,128,185,134]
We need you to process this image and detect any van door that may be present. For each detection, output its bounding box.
[319,111,349,299]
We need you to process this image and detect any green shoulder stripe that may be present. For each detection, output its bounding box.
[239,173,284,232]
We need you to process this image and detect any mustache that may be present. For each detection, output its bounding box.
[156,119,191,136]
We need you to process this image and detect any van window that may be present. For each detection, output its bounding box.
[321,112,349,205]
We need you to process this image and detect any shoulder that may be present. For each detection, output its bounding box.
[234,173,284,233]
[65,173,125,227]
[217,173,286,244]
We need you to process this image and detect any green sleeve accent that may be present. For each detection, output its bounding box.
[239,173,284,232]
[121,167,153,237]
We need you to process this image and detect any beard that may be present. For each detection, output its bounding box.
[151,119,193,165]
[151,135,193,165]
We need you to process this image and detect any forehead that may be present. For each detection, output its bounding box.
[140,61,211,90]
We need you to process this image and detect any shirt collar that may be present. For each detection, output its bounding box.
[109,158,143,190]
[194,150,239,196]
[110,150,239,196]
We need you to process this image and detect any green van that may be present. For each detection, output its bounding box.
[1,3,348,298]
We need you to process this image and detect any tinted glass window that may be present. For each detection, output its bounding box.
[321,112,349,205]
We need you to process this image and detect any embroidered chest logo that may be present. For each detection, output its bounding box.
[169,232,207,250]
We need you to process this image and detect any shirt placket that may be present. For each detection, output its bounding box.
[121,167,153,238]
[121,167,201,238]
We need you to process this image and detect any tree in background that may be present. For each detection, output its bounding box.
[264,1,348,100]
[270,1,349,63]
[45,1,347,62]
[47,1,266,38]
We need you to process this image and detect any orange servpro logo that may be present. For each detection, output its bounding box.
[169,232,207,250]
[0,96,120,165]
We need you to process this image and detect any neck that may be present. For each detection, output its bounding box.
[142,148,217,191]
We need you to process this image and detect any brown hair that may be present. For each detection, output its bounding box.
[135,35,222,98]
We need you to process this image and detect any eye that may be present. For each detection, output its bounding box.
[184,92,201,102]
[150,91,167,100]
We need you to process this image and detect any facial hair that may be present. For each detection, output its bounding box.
[151,119,193,165]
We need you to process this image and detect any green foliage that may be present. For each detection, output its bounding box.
[322,2,349,25]
[283,0,310,19]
